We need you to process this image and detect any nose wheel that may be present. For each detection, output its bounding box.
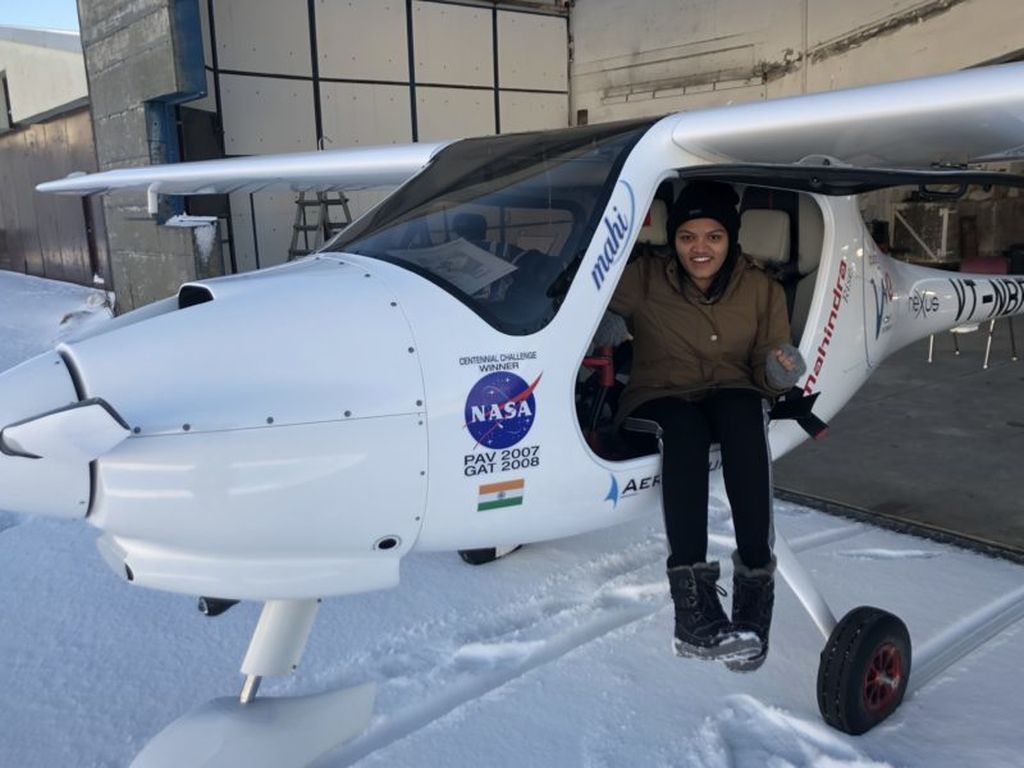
[817,606,911,735]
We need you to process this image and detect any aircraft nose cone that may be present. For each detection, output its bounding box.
[0,350,92,519]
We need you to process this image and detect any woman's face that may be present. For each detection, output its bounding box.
[674,217,729,291]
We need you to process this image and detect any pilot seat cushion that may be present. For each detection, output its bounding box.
[739,209,790,267]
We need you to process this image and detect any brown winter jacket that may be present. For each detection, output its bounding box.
[609,253,792,424]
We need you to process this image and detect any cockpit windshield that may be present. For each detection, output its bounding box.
[328,119,653,335]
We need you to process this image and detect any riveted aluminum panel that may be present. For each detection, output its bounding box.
[220,74,317,155]
[320,82,413,148]
[416,86,495,143]
[316,0,408,82]
[213,0,312,77]
[497,10,567,91]
[499,91,568,133]
[413,1,492,88]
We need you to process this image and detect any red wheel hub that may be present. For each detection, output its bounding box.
[863,642,903,712]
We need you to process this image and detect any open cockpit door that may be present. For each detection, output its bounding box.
[677,163,1024,369]
[578,160,1024,457]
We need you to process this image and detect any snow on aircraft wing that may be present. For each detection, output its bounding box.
[35,141,451,197]
[671,62,1024,168]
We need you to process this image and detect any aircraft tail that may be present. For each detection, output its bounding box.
[871,258,1024,364]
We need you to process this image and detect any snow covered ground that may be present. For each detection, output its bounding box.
[2,271,1023,768]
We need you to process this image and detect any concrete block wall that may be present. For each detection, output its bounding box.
[78,0,202,311]
[79,0,569,308]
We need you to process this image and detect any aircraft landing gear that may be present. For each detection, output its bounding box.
[817,606,911,735]
[131,598,377,767]
[240,599,321,703]
[775,535,911,735]
[458,545,522,565]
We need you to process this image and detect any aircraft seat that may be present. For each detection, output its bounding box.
[452,210,522,262]
[637,198,668,248]
[739,209,791,268]
[739,189,825,343]
[452,212,488,241]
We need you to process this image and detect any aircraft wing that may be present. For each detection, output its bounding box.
[36,63,1024,198]
[36,141,451,197]
[672,62,1024,167]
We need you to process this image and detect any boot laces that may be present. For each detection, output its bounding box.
[690,579,727,609]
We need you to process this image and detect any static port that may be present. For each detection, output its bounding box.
[374,536,400,551]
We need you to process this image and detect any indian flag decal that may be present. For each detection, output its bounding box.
[477,479,525,512]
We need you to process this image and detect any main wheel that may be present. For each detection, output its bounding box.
[817,606,911,735]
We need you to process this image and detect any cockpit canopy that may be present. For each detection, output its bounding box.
[330,120,653,335]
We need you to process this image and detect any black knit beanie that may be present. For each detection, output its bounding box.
[666,180,740,245]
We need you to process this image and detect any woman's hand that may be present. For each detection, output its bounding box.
[772,347,799,372]
[765,344,806,390]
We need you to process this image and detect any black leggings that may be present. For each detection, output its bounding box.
[629,390,773,570]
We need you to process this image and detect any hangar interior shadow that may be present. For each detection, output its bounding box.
[774,327,1024,560]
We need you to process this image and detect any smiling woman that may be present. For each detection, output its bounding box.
[610,178,806,668]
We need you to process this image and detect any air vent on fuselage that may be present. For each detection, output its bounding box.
[178,285,214,309]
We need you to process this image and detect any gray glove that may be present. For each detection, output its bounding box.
[766,344,806,390]
[593,311,632,348]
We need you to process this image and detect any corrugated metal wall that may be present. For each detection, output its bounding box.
[0,106,107,285]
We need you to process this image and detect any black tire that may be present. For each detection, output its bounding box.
[458,546,521,566]
[817,606,911,735]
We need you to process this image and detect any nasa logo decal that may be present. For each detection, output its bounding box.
[464,372,542,450]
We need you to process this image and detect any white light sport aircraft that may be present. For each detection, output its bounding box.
[5,63,1024,765]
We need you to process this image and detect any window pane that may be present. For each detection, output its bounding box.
[331,119,652,335]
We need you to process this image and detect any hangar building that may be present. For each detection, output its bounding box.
[3,0,1024,310]
[0,25,107,285]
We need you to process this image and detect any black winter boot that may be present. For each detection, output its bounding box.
[725,552,776,672]
[667,562,760,660]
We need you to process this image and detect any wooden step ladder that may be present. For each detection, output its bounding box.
[288,191,353,260]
